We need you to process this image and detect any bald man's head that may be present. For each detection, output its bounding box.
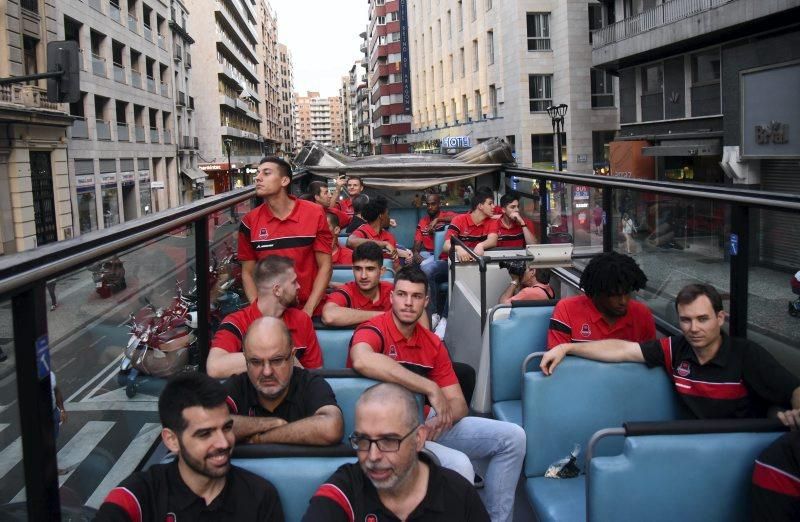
[243,316,292,356]
[357,383,419,431]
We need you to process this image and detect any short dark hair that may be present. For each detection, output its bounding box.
[353,241,384,265]
[534,267,552,285]
[259,156,292,180]
[675,283,724,314]
[308,180,326,198]
[326,211,340,229]
[352,194,370,215]
[159,372,228,434]
[500,193,519,208]
[580,251,647,298]
[394,265,428,293]
[298,193,315,202]
[362,196,388,223]
[253,255,294,289]
[470,187,494,211]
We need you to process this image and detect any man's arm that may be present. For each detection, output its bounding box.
[206,347,246,378]
[321,301,383,327]
[241,259,257,303]
[346,234,392,252]
[521,222,537,245]
[411,239,425,264]
[304,252,332,316]
[540,339,644,376]
[777,388,800,430]
[498,278,519,305]
[247,405,344,445]
[474,233,498,256]
[350,342,453,432]
[231,415,288,441]
[425,383,468,441]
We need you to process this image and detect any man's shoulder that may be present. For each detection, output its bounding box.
[116,461,172,492]
[450,213,469,225]
[554,294,588,312]
[379,281,394,294]
[357,311,391,331]
[241,203,266,222]
[294,198,325,216]
[283,307,313,327]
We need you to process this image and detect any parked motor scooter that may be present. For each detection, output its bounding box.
[88,255,126,298]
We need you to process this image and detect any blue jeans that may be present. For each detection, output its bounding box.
[421,259,449,317]
[425,416,526,522]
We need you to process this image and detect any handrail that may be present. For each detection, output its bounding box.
[0,187,256,298]
[449,236,488,330]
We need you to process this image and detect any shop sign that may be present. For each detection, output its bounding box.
[101,174,117,186]
[199,163,229,172]
[608,140,655,180]
[121,172,135,185]
[741,61,800,158]
[398,0,412,114]
[441,136,471,148]
[138,170,150,181]
[76,175,95,187]
[150,181,165,189]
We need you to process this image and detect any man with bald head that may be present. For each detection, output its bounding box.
[223,316,343,446]
[304,383,489,521]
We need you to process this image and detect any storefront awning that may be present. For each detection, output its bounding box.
[181,168,207,182]
[642,139,721,157]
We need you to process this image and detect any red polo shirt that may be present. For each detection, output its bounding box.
[336,198,354,218]
[351,224,397,257]
[415,211,458,252]
[347,311,458,389]
[327,281,393,312]
[443,213,492,259]
[327,207,352,228]
[331,246,354,266]
[211,301,323,368]
[487,216,537,248]
[546,294,655,349]
[238,197,333,306]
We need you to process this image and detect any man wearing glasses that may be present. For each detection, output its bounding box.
[303,382,489,521]
[224,316,343,446]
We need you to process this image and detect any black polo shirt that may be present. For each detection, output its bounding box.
[224,367,339,420]
[752,431,800,522]
[302,452,489,521]
[640,333,800,419]
[95,459,284,522]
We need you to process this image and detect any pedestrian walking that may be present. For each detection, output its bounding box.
[46,280,57,311]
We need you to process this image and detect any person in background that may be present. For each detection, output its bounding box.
[499,266,554,305]
[751,431,800,522]
[474,193,537,254]
[337,176,365,219]
[412,193,457,266]
[347,196,412,266]
[307,180,351,229]
[327,213,353,266]
[345,194,370,235]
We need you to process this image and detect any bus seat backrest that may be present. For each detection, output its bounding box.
[317,328,355,369]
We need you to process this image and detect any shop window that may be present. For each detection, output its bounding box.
[78,191,98,233]
[102,186,120,227]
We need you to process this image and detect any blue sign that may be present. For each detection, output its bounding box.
[729,233,739,256]
[398,0,412,114]
[36,335,50,380]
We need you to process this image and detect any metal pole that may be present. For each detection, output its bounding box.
[728,204,749,338]
[538,178,549,244]
[555,120,563,172]
[194,216,210,372]
[0,70,63,85]
[602,186,613,253]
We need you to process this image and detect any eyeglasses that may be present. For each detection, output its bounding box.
[245,353,293,370]
[349,425,418,453]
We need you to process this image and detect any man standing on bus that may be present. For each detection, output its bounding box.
[337,176,365,219]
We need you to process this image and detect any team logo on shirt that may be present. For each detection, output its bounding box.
[388,345,397,359]
[365,515,378,522]
[164,514,176,522]
[580,323,591,337]
[259,227,268,239]
[677,361,691,377]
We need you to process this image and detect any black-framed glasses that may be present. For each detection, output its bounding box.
[349,425,419,453]
[245,352,293,371]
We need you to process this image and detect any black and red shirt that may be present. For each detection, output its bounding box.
[327,207,352,228]
[238,197,333,306]
[327,281,393,312]
[332,246,354,266]
[752,431,800,522]
[443,213,492,259]
[350,224,397,259]
[336,198,354,218]
[486,216,536,248]
[212,301,323,369]
[415,211,458,252]
[95,460,284,522]
[640,333,800,419]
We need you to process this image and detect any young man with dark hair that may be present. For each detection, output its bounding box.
[336,177,365,215]
[326,212,353,266]
[347,266,526,522]
[347,197,412,264]
[303,382,489,521]
[411,193,457,265]
[345,193,370,234]
[238,156,332,316]
[224,317,343,446]
[207,256,323,377]
[499,266,554,305]
[541,283,800,425]
[96,372,284,521]
[547,251,655,349]
[308,179,352,228]
[475,193,537,254]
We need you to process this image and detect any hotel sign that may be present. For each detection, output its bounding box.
[398,0,412,114]
[441,136,471,148]
[741,61,799,158]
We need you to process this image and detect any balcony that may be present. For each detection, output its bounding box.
[144,25,152,42]
[109,2,121,22]
[163,129,172,144]
[130,70,141,88]
[0,84,63,111]
[96,119,112,140]
[174,45,182,62]
[185,53,192,68]
[177,91,186,106]
[113,62,126,83]
[193,136,199,148]
[158,34,166,50]
[91,53,106,77]
[150,127,160,143]
[188,96,195,111]
[89,0,102,12]
[160,82,169,97]
[128,13,138,33]
[215,0,259,43]
[134,125,146,142]
[146,75,156,93]
[117,122,130,141]
[71,117,89,139]
[182,135,191,148]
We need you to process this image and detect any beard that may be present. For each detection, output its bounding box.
[179,443,231,479]
[363,458,416,491]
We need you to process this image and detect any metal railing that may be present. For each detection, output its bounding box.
[128,13,138,32]
[146,75,156,93]
[143,24,152,41]
[130,69,141,88]
[163,129,172,144]
[134,125,146,142]
[113,62,126,83]
[109,2,120,22]
[592,0,735,48]
[149,126,159,143]
[160,82,169,97]
[71,117,89,139]
[91,53,106,77]
[116,122,129,141]
[95,119,111,140]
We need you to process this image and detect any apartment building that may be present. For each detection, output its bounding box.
[59,0,184,236]
[342,29,373,157]
[591,0,800,269]
[407,0,618,171]
[0,0,73,253]
[368,0,412,154]
[329,93,344,149]
[277,42,294,155]
[294,91,341,148]
[190,0,263,193]
[257,1,280,156]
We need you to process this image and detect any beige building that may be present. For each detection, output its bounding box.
[408,0,618,171]
[257,1,280,155]
[277,42,294,155]
[294,91,343,149]
[329,93,344,149]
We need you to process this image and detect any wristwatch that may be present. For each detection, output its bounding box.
[509,280,519,286]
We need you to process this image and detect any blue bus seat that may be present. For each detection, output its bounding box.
[522,357,683,522]
[321,374,380,442]
[588,428,784,522]
[338,235,348,247]
[316,327,355,369]
[433,229,446,259]
[489,302,555,425]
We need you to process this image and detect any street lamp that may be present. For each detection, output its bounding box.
[546,104,568,171]
[223,138,233,191]
[392,135,399,154]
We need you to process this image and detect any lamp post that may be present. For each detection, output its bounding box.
[223,138,233,191]
[392,135,398,154]
[546,104,568,171]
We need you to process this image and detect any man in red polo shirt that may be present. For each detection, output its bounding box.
[348,266,526,522]
[474,193,537,254]
[238,156,332,316]
[336,176,364,219]
[207,256,323,377]
[547,251,655,349]
[411,193,457,265]
[308,180,352,229]
[347,196,412,265]
[326,213,353,266]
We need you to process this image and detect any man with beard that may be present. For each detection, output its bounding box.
[207,256,323,377]
[303,382,489,521]
[224,317,343,445]
[96,372,284,521]
[308,180,352,229]
[347,266,525,522]
[411,193,457,265]
[547,251,655,349]
[238,156,332,315]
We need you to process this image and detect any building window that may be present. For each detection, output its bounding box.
[457,1,463,31]
[591,68,614,108]
[486,0,492,10]
[528,74,552,112]
[487,31,494,65]
[460,47,465,77]
[462,94,468,121]
[451,99,457,123]
[449,54,454,82]
[439,60,444,86]
[471,0,477,21]
[472,39,479,71]
[526,13,550,51]
[641,63,664,121]
[474,90,482,120]
[691,49,720,116]
[23,36,39,77]
[489,84,497,117]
